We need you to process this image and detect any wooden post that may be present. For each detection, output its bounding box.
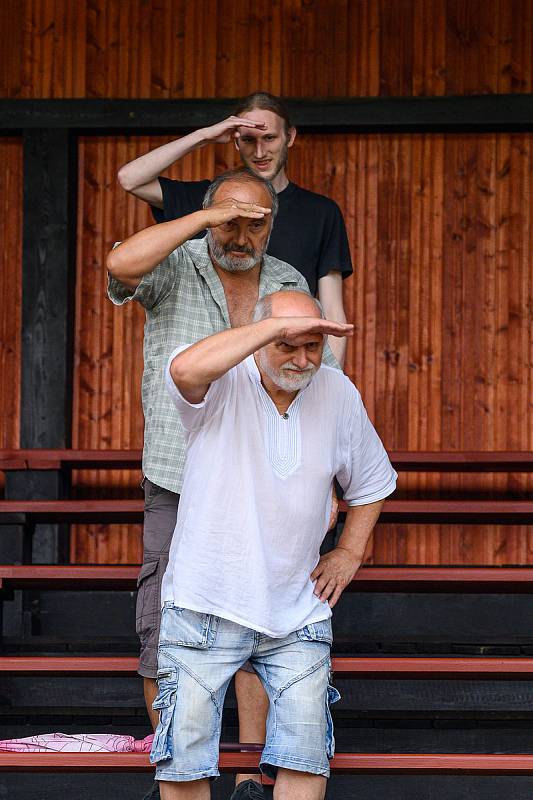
[5,128,77,573]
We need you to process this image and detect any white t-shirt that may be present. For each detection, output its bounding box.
[162,348,397,638]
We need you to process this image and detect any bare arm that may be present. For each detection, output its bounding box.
[310,499,385,608]
[170,317,354,405]
[318,271,347,366]
[106,198,272,290]
[117,116,267,207]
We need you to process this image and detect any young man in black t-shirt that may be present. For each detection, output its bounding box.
[118,92,353,365]
[118,93,352,800]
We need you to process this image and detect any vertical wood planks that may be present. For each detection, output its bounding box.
[0,139,22,456]
[0,0,532,565]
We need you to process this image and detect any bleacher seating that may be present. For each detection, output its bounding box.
[1,449,532,796]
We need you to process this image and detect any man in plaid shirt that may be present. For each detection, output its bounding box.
[107,167,329,800]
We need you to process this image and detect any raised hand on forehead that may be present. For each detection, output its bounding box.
[203,116,267,144]
[203,197,272,228]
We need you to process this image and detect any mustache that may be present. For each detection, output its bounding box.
[282,365,315,373]
[223,243,255,255]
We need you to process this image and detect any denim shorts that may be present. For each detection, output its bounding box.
[150,604,340,782]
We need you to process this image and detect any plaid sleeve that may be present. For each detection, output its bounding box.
[107,247,182,310]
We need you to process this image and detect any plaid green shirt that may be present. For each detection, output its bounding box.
[108,237,336,493]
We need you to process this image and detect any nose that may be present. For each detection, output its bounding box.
[254,140,265,159]
[234,225,248,246]
[292,348,309,369]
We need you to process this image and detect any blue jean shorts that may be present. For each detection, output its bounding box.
[150,604,340,783]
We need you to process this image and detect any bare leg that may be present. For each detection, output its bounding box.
[144,676,159,731]
[273,768,326,800]
[159,779,210,800]
[234,669,269,786]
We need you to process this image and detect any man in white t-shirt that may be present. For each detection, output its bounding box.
[151,290,397,800]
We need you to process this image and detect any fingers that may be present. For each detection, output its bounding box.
[318,578,337,603]
[228,116,266,129]
[311,553,351,606]
[232,201,271,214]
[225,199,271,218]
[282,320,354,346]
[328,585,344,609]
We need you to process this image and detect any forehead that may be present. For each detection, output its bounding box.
[213,179,272,207]
[237,109,285,135]
[271,293,320,318]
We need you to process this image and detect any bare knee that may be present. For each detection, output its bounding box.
[235,669,268,741]
[273,768,327,800]
[159,778,210,800]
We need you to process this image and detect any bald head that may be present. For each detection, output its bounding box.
[252,290,322,323]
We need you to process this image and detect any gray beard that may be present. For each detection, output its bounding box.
[257,350,317,392]
[207,230,260,273]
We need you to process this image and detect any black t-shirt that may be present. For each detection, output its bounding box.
[152,178,353,296]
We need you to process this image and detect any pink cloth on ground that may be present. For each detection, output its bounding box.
[0,733,154,753]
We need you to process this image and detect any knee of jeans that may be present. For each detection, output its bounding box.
[150,666,178,764]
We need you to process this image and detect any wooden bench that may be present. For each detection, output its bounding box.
[1,751,533,774]
[2,565,533,593]
[3,655,533,679]
[1,499,531,525]
[1,449,532,473]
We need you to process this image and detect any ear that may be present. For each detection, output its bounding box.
[234,137,241,152]
[287,127,297,148]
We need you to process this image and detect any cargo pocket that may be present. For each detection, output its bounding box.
[296,617,333,645]
[136,560,160,640]
[325,684,341,759]
[150,667,178,764]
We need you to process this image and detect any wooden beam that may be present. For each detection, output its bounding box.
[1,95,533,133]
[0,499,531,524]
[1,752,533,774]
[4,655,533,680]
[3,565,533,593]
[1,449,532,472]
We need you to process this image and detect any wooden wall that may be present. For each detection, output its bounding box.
[0,0,532,564]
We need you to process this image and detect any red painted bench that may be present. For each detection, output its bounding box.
[1,751,533,773]
[2,565,533,593]
[1,449,532,472]
[0,499,531,524]
[3,655,533,680]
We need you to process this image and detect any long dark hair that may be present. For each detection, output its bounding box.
[233,92,293,135]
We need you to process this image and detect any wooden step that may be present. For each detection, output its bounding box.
[1,751,533,773]
[0,565,140,590]
[1,499,531,524]
[2,449,532,472]
[3,565,533,593]
[3,656,533,679]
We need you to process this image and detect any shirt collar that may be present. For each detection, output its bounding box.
[184,236,302,293]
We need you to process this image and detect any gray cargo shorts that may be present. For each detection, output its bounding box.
[136,478,255,679]
[137,479,179,679]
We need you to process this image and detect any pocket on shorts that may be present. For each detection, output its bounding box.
[160,605,219,649]
[296,618,333,645]
[150,667,178,764]
[144,479,164,506]
[136,560,160,638]
[325,684,341,759]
